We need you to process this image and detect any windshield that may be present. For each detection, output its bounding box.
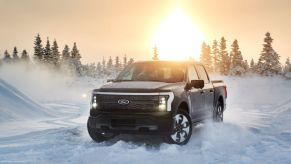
[116,62,186,83]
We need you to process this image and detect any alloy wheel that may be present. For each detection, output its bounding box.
[170,114,191,143]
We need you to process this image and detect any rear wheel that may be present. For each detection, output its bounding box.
[166,110,192,145]
[87,119,116,142]
[213,101,223,122]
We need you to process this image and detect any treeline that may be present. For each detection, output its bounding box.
[0,34,135,77]
[199,32,291,76]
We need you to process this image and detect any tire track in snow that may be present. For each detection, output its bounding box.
[226,96,291,133]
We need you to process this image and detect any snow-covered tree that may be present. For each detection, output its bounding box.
[200,42,212,72]
[12,47,19,62]
[115,56,121,71]
[51,40,60,67]
[102,57,106,74]
[107,56,113,73]
[284,57,291,73]
[243,60,249,72]
[62,45,70,62]
[229,39,245,76]
[3,50,11,63]
[128,58,134,65]
[96,62,102,75]
[33,34,44,62]
[123,54,127,68]
[152,46,159,60]
[250,58,255,70]
[211,39,220,73]
[219,37,231,75]
[43,38,52,63]
[60,45,72,74]
[256,32,281,76]
[20,50,30,63]
[71,42,82,75]
[85,63,97,77]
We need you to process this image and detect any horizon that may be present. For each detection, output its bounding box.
[0,0,291,64]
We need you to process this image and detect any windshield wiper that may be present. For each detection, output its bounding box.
[114,79,135,82]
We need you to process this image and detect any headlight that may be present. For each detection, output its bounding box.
[91,95,98,109]
[158,96,168,111]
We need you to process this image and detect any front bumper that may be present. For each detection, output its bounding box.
[87,111,173,135]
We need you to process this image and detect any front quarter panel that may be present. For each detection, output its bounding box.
[170,83,190,116]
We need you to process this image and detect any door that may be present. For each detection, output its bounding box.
[187,65,205,121]
[195,65,214,118]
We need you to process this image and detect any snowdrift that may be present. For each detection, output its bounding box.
[0,78,51,122]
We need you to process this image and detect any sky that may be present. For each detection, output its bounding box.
[0,0,290,63]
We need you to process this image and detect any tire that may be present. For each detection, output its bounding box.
[87,119,116,142]
[213,101,223,122]
[166,110,192,145]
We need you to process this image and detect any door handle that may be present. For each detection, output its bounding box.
[209,89,214,92]
[200,90,204,94]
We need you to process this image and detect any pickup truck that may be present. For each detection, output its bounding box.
[87,61,227,145]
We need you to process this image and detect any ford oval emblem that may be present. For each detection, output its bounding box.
[118,99,130,105]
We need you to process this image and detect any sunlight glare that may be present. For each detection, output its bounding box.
[152,9,204,60]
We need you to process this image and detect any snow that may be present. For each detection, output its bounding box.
[0,78,51,122]
[0,65,291,164]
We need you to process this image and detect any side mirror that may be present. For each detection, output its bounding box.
[191,80,204,89]
[185,80,204,90]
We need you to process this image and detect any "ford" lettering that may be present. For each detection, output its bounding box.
[117,99,130,105]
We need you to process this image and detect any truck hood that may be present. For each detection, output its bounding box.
[97,81,184,92]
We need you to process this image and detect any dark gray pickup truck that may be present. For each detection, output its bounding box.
[87,61,227,145]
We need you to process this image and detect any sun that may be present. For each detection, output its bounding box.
[152,9,204,60]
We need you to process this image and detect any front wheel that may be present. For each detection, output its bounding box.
[213,101,224,122]
[166,110,192,145]
[87,119,117,142]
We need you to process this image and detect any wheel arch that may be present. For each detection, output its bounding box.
[217,95,225,111]
[177,101,190,114]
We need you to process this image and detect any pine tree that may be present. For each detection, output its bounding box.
[62,45,70,62]
[43,38,52,63]
[107,56,113,71]
[257,32,281,76]
[128,58,134,65]
[200,42,212,72]
[250,58,255,73]
[87,63,96,77]
[21,50,30,62]
[229,39,245,75]
[123,54,127,68]
[102,57,106,73]
[284,57,291,73]
[51,39,60,67]
[152,46,159,60]
[212,40,220,73]
[243,60,249,71]
[33,34,44,62]
[96,62,102,75]
[3,50,11,63]
[115,56,121,71]
[60,45,72,73]
[219,37,230,75]
[12,47,19,61]
[71,42,82,75]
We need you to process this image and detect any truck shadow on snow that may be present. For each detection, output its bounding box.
[83,122,214,147]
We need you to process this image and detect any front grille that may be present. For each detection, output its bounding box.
[96,94,159,111]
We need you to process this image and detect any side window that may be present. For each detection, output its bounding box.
[187,65,199,81]
[196,65,210,83]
